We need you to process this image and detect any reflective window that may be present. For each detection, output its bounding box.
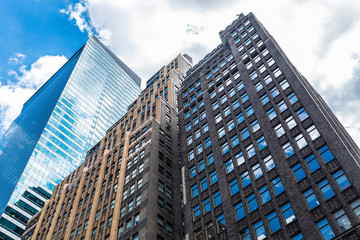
[305,154,320,172]
[230,179,239,195]
[241,171,251,188]
[272,177,285,195]
[247,194,258,212]
[260,185,271,204]
[318,179,335,200]
[319,145,334,163]
[350,199,360,220]
[252,163,263,179]
[235,202,245,220]
[333,209,352,232]
[203,198,211,213]
[304,188,319,210]
[292,163,306,181]
[317,219,335,240]
[333,170,351,191]
[254,220,266,239]
[267,211,281,233]
[213,191,222,207]
[281,202,296,224]
[283,142,295,158]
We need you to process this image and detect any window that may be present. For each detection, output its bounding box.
[246,144,256,158]
[304,188,319,210]
[241,171,251,188]
[218,127,226,138]
[212,101,219,110]
[257,136,267,151]
[246,61,253,70]
[267,211,281,233]
[207,153,214,165]
[200,111,206,120]
[273,68,282,78]
[250,71,258,80]
[261,94,269,105]
[213,191,222,207]
[158,180,164,192]
[264,155,275,171]
[202,123,209,133]
[205,137,211,148]
[258,64,266,73]
[274,124,285,137]
[287,92,298,104]
[350,199,360,220]
[241,93,249,103]
[240,228,251,240]
[333,170,351,191]
[206,71,212,79]
[229,88,235,97]
[203,198,211,213]
[281,202,296,224]
[237,80,244,90]
[252,163,263,179]
[210,171,218,184]
[255,81,263,92]
[231,135,240,148]
[305,154,320,172]
[157,215,164,228]
[193,205,200,217]
[236,151,245,166]
[187,135,193,146]
[227,119,235,131]
[135,194,141,206]
[201,178,208,191]
[251,120,260,132]
[264,74,272,84]
[267,108,277,120]
[220,95,227,104]
[196,143,203,155]
[333,209,352,232]
[235,202,245,221]
[267,58,275,66]
[230,179,239,195]
[237,112,245,123]
[292,163,306,181]
[260,185,271,204]
[215,113,222,124]
[192,184,198,198]
[272,177,285,195]
[186,123,191,132]
[317,219,335,240]
[226,159,234,173]
[217,213,226,230]
[221,142,229,155]
[285,116,297,129]
[318,179,335,200]
[296,107,308,121]
[166,186,172,198]
[277,100,288,112]
[319,145,334,163]
[245,106,254,117]
[166,222,173,235]
[280,79,289,90]
[247,194,258,212]
[241,127,250,140]
[232,99,240,110]
[188,149,194,161]
[283,142,295,158]
[292,233,304,240]
[254,220,266,239]
[307,125,320,140]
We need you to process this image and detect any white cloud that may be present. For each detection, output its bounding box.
[8,52,26,64]
[42,0,360,146]
[0,55,67,136]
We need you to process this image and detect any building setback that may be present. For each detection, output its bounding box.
[23,12,360,240]
[0,37,141,240]
[22,54,192,240]
[178,12,360,240]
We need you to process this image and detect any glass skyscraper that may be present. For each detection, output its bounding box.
[0,37,141,240]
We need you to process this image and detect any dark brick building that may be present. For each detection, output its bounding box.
[23,12,360,240]
[178,12,360,240]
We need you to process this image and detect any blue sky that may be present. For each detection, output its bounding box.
[1,0,360,146]
[0,0,87,83]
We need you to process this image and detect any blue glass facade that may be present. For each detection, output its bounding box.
[0,37,141,239]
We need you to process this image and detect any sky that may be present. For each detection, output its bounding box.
[1,0,360,146]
